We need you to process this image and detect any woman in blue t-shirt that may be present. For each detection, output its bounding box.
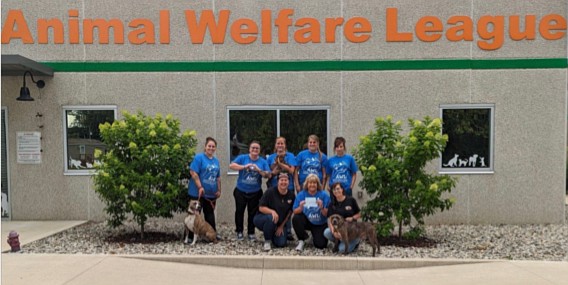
[294,134,327,193]
[229,141,271,241]
[267,136,297,240]
[292,174,331,251]
[325,137,358,196]
[188,137,221,241]
[267,136,296,190]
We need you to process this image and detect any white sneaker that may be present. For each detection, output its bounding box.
[295,240,305,252]
[263,241,272,251]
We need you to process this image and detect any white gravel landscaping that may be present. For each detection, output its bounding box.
[19,208,568,261]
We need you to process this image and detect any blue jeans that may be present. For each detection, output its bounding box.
[323,228,360,253]
[253,213,289,247]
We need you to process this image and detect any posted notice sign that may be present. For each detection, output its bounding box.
[17,131,41,164]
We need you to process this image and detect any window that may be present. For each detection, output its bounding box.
[227,106,329,169]
[439,104,494,173]
[63,106,117,174]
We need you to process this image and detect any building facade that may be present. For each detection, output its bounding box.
[1,0,566,224]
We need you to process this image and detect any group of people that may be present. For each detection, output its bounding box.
[187,135,361,253]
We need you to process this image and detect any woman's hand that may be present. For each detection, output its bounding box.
[293,200,305,214]
[316,198,323,209]
[271,211,279,223]
[275,225,284,237]
[333,231,342,240]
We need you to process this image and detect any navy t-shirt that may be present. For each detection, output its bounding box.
[259,187,295,226]
[328,196,360,219]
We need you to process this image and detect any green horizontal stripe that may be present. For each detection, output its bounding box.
[42,58,567,72]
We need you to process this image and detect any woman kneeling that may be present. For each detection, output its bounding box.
[324,182,362,253]
[292,174,331,251]
[254,173,295,251]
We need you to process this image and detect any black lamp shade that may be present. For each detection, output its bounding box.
[17,86,34,101]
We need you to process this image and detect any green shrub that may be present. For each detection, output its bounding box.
[93,111,197,238]
[355,115,457,238]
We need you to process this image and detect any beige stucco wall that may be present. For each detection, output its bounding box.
[1,0,566,224]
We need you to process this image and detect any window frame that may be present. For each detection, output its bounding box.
[438,103,495,174]
[226,105,331,175]
[62,105,117,175]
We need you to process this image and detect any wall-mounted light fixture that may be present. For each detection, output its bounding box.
[17,71,45,101]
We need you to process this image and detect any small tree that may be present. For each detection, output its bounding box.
[355,115,457,238]
[93,111,197,239]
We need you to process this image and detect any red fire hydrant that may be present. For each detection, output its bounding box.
[7,231,20,252]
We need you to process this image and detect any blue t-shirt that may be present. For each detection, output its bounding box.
[233,154,270,193]
[325,154,358,192]
[293,190,331,226]
[267,151,297,191]
[188,153,221,199]
[295,150,327,187]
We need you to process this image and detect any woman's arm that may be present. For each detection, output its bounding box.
[317,198,328,217]
[279,162,295,175]
[293,200,305,214]
[229,162,247,171]
[346,213,361,222]
[294,168,301,191]
[350,173,357,190]
[321,167,327,190]
[216,177,222,198]
[189,170,204,196]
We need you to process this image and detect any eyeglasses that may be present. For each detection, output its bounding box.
[333,187,343,191]
[250,146,260,150]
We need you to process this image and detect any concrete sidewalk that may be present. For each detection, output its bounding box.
[1,221,88,252]
[1,219,567,284]
[2,254,567,285]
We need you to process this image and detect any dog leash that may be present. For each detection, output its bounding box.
[198,191,217,211]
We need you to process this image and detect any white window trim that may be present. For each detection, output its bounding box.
[63,105,117,176]
[438,103,495,174]
[226,105,331,175]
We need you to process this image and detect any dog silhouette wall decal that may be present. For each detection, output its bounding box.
[443,154,459,167]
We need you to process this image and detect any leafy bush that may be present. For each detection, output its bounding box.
[93,111,197,238]
[355,116,457,238]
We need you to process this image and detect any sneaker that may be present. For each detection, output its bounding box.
[216,234,222,241]
[236,232,244,241]
[248,234,257,241]
[295,240,305,252]
[263,241,272,251]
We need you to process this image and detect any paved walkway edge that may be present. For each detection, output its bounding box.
[125,255,494,270]
[1,221,89,253]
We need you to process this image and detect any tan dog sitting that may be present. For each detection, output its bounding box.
[329,214,380,257]
[184,200,218,245]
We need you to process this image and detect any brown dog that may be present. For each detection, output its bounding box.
[329,214,380,257]
[274,153,290,171]
[183,200,218,245]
